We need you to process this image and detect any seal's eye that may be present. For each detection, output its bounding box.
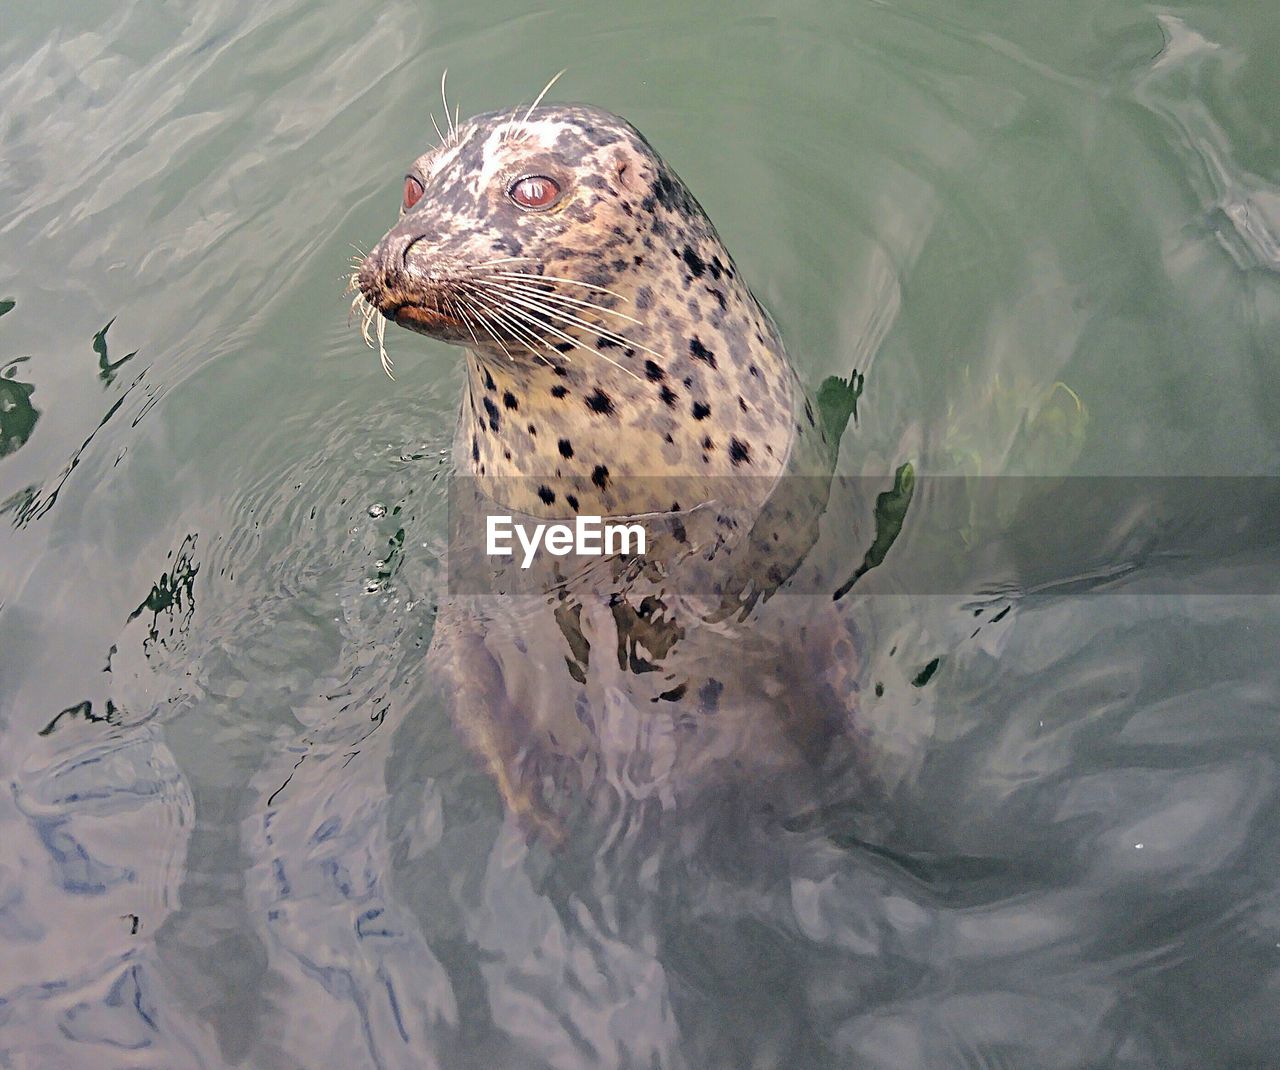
[509,175,561,211]
[403,175,424,211]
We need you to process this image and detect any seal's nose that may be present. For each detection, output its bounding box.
[357,231,418,310]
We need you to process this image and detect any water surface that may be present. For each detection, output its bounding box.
[1,1,1278,1067]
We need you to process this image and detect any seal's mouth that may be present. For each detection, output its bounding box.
[387,301,466,334]
[354,236,476,342]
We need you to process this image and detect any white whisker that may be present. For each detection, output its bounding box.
[441,70,454,137]
[524,69,567,123]
[457,292,514,362]
[479,295,584,361]
[377,313,394,379]
[470,282,660,362]
[483,270,629,301]
[489,280,643,325]
[470,286,642,381]
[471,256,539,268]
[466,291,557,369]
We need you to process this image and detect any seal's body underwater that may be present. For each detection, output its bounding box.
[356,101,862,835]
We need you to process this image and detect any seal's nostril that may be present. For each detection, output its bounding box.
[402,234,426,268]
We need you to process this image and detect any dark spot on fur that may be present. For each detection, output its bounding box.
[705,287,727,311]
[739,397,748,412]
[566,494,579,511]
[729,437,751,465]
[537,485,556,505]
[682,246,705,277]
[664,432,674,443]
[805,400,815,427]
[749,365,760,378]
[644,359,665,382]
[551,385,569,399]
[689,336,717,369]
[702,435,714,450]
[585,388,614,415]
[483,369,496,392]
[591,464,609,489]
[483,396,500,432]
[596,337,619,350]
[527,423,537,435]
[656,683,687,702]
[659,384,678,407]
[503,391,519,411]
[471,437,479,462]
[558,438,574,458]
[692,401,711,420]
[635,287,653,310]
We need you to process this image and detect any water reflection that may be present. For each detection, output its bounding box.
[92,319,138,388]
[1,0,1278,1066]
[0,298,40,461]
[1,310,150,529]
[0,357,39,460]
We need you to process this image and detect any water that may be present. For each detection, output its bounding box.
[1,1,1278,1066]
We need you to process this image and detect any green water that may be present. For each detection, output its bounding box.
[1,1,1278,1067]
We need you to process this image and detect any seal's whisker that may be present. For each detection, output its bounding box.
[455,293,499,355]
[376,313,394,380]
[471,256,539,268]
[447,293,486,355]
[456,292,515,363]
[470,294,558,369]
[489,280,644,325]
[471,282,661,362]
[476,281,652,357]
[524,69,567,123]
[463,284,542,349]
[431,113,445,145]
[469,286,576,356]
[492,302,592,369]
[501,104,524,144]
[441,70,455,137]
[484,270,629,301]
[477,291,643,382]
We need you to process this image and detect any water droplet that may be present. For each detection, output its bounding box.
[368,503,387,518]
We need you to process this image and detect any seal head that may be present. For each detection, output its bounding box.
[356,105,799,516]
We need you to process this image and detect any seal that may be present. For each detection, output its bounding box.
[353,96,864,837]
[354,101,812,518]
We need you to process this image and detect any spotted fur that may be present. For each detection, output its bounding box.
[357,104,799,515]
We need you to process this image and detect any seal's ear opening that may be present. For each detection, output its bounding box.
[612,154,632,191]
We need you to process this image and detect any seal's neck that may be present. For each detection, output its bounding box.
[457,274,796,516]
